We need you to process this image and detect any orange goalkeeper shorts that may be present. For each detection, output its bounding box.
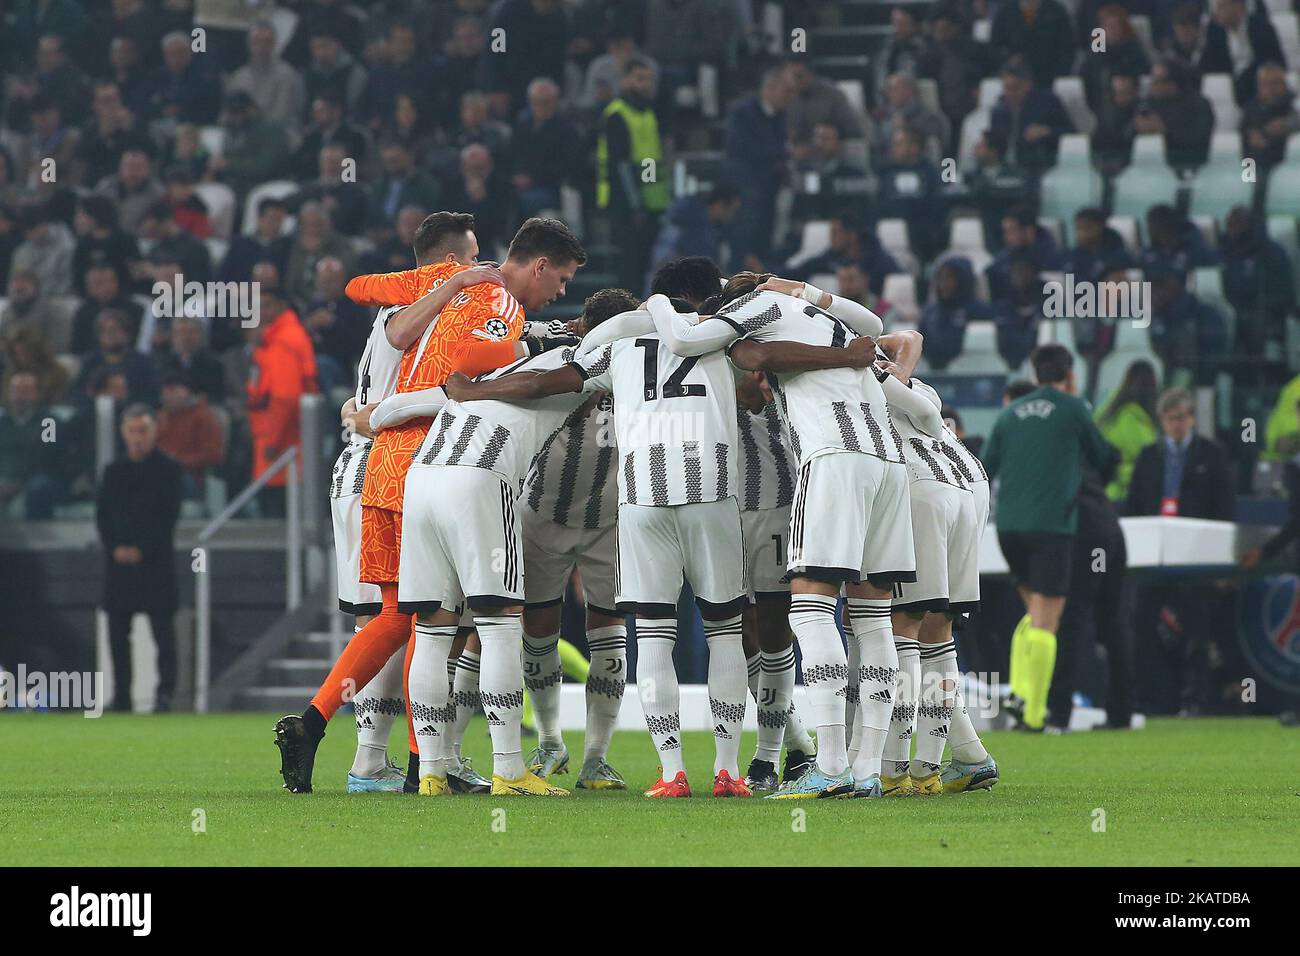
[359,504,402,585]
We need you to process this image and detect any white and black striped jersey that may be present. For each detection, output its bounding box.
[736,401,797,512]
[718,290,903,467]
[330,305,406,500]
[937,425,988,487]
[522,393,619,529]
[411,348,589,491]
[572,335,739,508]
[880,374,970,488]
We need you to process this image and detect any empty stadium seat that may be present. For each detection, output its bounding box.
[1052,76,1095,135]
[198,126,224,160]
[1275,12,1300,70]
[1130,15,1159,62]
[943,320,1007,375]
[194,182,236,240]
[1189,164,1255,219]
[1267,214,1300,298]
[876,218,919,277]
[882,273,919,323]
[1056,133,1090,166]
[1191,215,1218,248]
[948,217,986,255]
[790,220,832,267]
[1202,74,1241,131]
[1267,165,1300,217]
[958,108,991,165]
[916,78,940,116]
[1112,162,1181,217]
[1209,130,1241,164]
[1108,215,1140,252]
[1266,0,1292,14]
[1037,316,1078,352]
[808,272,839,295]
[978,77,1001,109]
[835,79,866,118]
[1112,313,1156,351]
[1131,132,1165,165]
[1285,132,1300,163]
[1039,163,1102,225]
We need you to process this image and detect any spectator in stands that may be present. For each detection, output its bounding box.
[991,0,1076,88]
[647,181,741,284]
[9,204,75,297]
[874,7,935,96]
[0,370,61,519]
[872,72,950,165]
[94,147,164,234]
[147,31,221,126]
[1140,204,1219,278]
[220,197,291,288]
[20,95,79,189]
[138,202,212,285]
[210,90,293,204]
[107,34,153,121]
[785,214,899,296]
[284,202,355,307]
[435,16,491,127]
[294,92,370,179]
[0,147,19,210]
[1134,59,1215,169]
[156,369,225,495]
[1096,358,1160,502]
[368,137,441,228]
[726,66,795,264]
[384,92,438,163]
[987,204,1064,300]
[1243,62,1298,172]
[75,81,151,189]
[75,309,157,405]
[290,144,368,238]
[16,34,90,127]
[835,259,898,328]
[1200,0,1285,106]
[441,145,511,256]
[302,256,369,393]
[159,315,226,405]
[1147,269,1229,383]
[1221,205,1295,359]
[2,267,69,353]
[303,29,368,113]
[925,5,993,150]
[784,60,864,160]
[1162,3,1208,78]
[162,166,211,240]
[72,196,141,298]
[70,264,136,355]
[0,205,17,284]
[993,251,1048,368]
[598,59,670,291]
[1126,386,1234,715]
[512,77,579,217]
[2,325,70,404]
[245,285,317,517]
[1063,207,1133,284]
[875,127,946,259]
[162,123,213,184]
[581,26,659,112]
[1079,5,1150,114]
[359,204,428,275]
[485,0,572,112]
[95,403,182,712]
[357,21,435,129]
[791,122,872,224]
[451,90,513,168]
[919,255,994,369]
[225,21,307,134]
[986,59,1073,174]
[1092,72,1139,174]
[642,0,742,121]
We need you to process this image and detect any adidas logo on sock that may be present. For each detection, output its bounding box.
[417,724,439,736]
[713,723,733,740]
[931,724,950,737]
[869,689,893,703]
[486,711,503,726]
[359,716,374,728]
[661,735,679,751]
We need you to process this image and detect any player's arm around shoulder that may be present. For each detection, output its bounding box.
[384,264,504,350]
[728,332,876,374]
[444,363,585,404]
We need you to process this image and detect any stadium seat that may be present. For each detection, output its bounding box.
[1275,13,1300,70]
[1112,312,1156,351]
[808,272,839,295]
[882,273,919,323]
[1267,214,1300,297]
[876,218,919,277]
[206,237,229,267]
[978,77,1001,109]
[958,107,991,165]
[1112,162,1181,217]
[270,6,298,55]
[943,320,1007,375]
[1052,76,1095,135]
[198,126,224,160]
[241,180,298,236]
[1037,316,1078,352]
[1285,132,1300,163]
[1130,15,1159,62]
[972,18,991,42]
[916,78,940,116]
[835,79,866,118]
[1056,133,1090,166]
[1191,215,1218,248]
[1108,215,1140,252]
[1188,164,1255,220]
[1039,163,1102,226]
[1266,0,1291,14]
[789,220,832,268]
[1209,130,1241,164]
[1202,74,1241,131]
[1130,132,1165,166]
[1267,165,1300,217]
[948,217,986,255]
[194,182,236,240]
[1096,347,1162,402]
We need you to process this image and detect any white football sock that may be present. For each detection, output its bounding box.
[477,614,526,780]
[848,598,899,782]
[703,615,746,778]
[846,625,862,766]
[950,686,990,764]
[407,622,456,780]
[915,639,958,775]
[522,631,564,750]
[755,647,796,765]
[350,627,405,778]
[583,624,627,761]
[885,636,920,777]
[449,649,480,760]
[635,620,683,778]
[782,697,817,756]
[789,594,848,776]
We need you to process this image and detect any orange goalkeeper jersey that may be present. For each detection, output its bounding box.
[345,262,461,308]
[360,270,525,511]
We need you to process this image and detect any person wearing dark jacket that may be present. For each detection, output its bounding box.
[724,68,794,262]
[919,255,994,369]
[1199,0,1285,105]
[1079,6,1150,113]
[992,252,1048,369]
[1126,387,1234,715]
[1062,207,1133,285]
[1221,205,1295,358]
[1134,59,1216,169]
[1242,62,1299,172]
[1147,271,1229,384]
[987,203,1065,302]
[95,404,182,712]
[1140,204,1219,279]
[987,60,1074,174]
[991,0,1076,87]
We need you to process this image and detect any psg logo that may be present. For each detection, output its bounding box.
[484,318,509,340]
[1241,575,1300,693]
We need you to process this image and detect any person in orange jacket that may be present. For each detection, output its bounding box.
[246,285,318,514]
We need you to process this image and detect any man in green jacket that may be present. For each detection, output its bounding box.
[983,344,1116,729]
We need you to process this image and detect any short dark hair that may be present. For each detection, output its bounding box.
[413,211,475,263]
[506,217,587,267]
[581,288,639,329]
[941,404,964,431]
[705,181,739,206]
[651,257,722,305]
[1004,203,1037,228]
[257,197,288,217]
[1075,206,1106,226]
[1004,378,1037,402]
[79,195,118,229]
[1031,344,1073,385]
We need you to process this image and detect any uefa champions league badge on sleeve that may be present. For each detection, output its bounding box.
[1241,575,1300,694]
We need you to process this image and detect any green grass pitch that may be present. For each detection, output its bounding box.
[1,714,1297,866]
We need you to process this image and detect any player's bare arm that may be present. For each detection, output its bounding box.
[444,366,584,403]
[384,264,505,350]
[728,335,877,374]
[757,275,885,337]
[877,330,924,379]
